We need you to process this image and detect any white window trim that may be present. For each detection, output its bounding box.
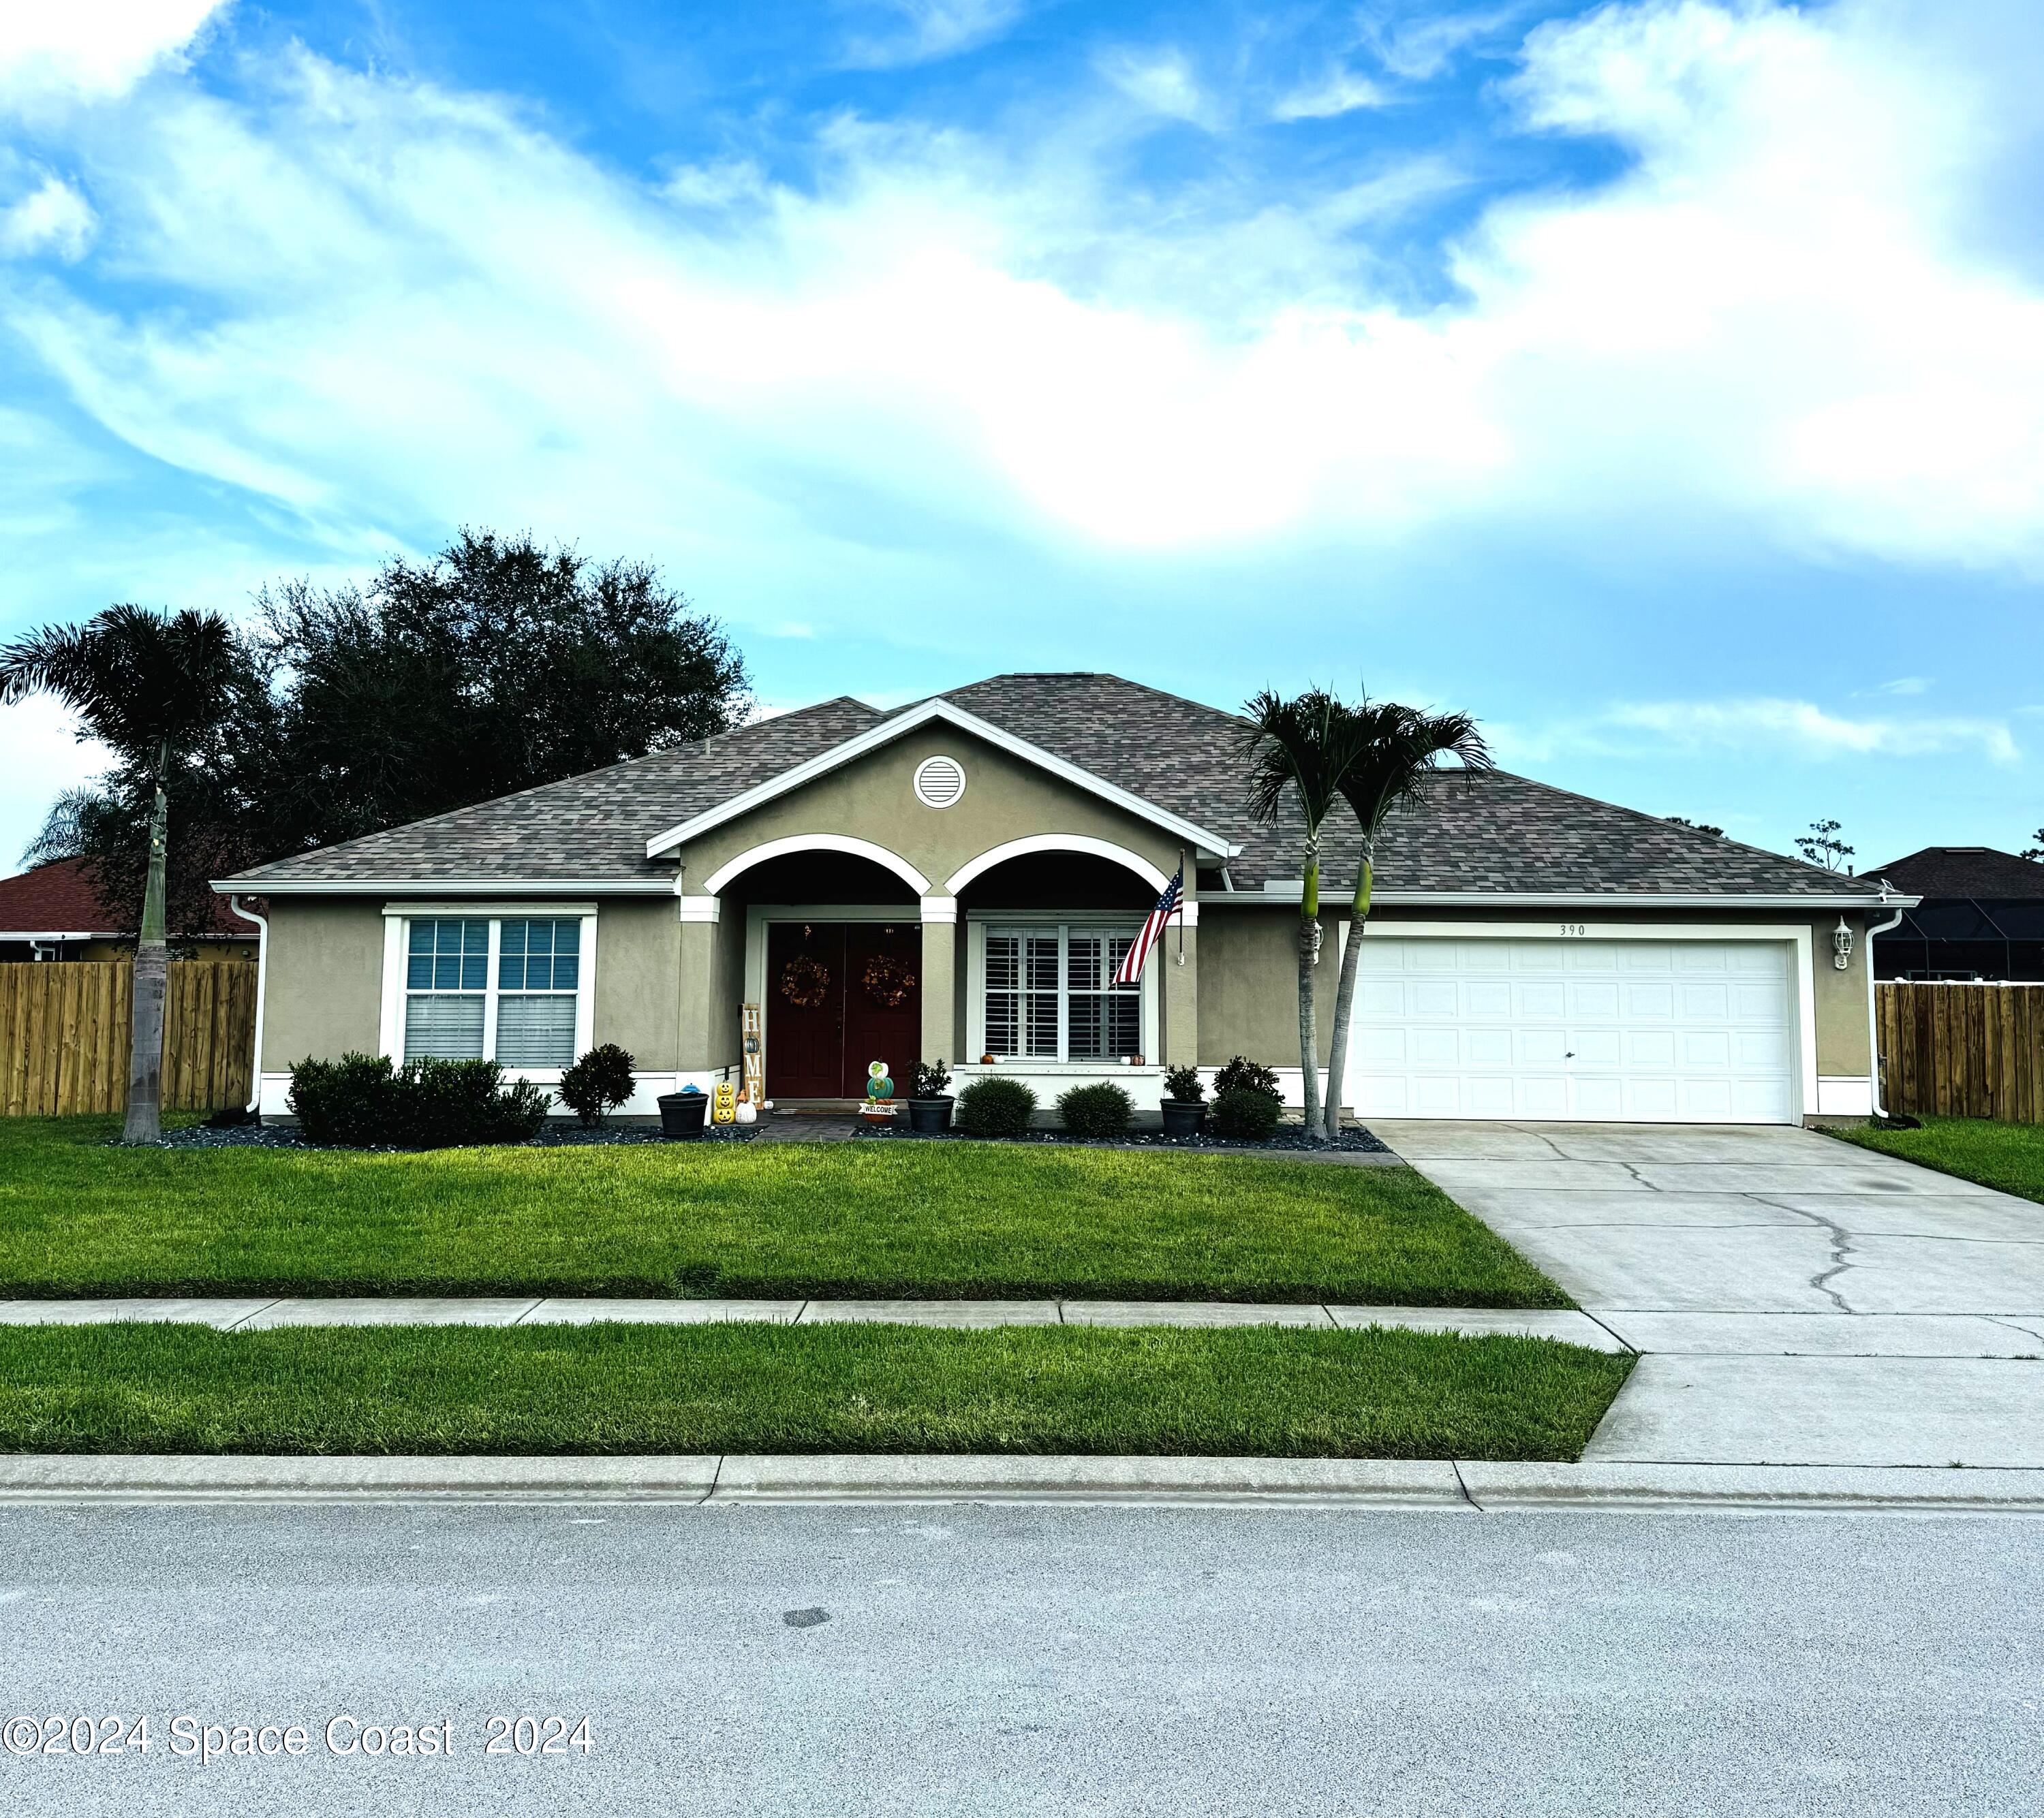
[379,909,598,1080]
[965,913,1158,1067]
[1334,919,1819,1125]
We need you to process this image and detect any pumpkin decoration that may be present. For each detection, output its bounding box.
[779,954,831,1008]
[863,953,916,1008]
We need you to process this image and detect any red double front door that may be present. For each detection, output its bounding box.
[765,922,921,1100]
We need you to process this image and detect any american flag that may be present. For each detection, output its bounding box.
[1115,862,1183,986]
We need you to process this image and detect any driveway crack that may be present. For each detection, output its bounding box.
[1752,1194,1861,1313]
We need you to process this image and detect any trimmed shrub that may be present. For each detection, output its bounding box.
[559,1044,638,1127]
[912,1058,953,1099]
[1161,1063,1204,1103]
[399,1059,552,1148]
[1213,1056,1282,1099]
[286,1053,552,1149]
[957,1076,1037,1138]
[288,1053,395,1147]
[1211,1085,1282,1142]
[1056,1081,1134,1140]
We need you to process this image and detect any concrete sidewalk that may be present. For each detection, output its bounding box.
[0,1452,2041,1511]
[1376,1119,2044,1469]
[0,1296,1617,1347]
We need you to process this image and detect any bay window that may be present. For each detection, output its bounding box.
[391,910,593,1069]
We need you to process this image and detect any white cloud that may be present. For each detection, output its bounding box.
[0,695,113,871]
[1869,676,1932,697]
[1360,4,1533,82]
[841,0,1025,69]
[0,0,2041,582]
[0,0,227,108]
[0,174,95,260]
[1272,67,1388,122]
[1602,698,2019,764]
[1095,48,1219,127]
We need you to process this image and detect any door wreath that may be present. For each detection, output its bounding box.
[863,954,916,1008]
[778,954,831,1009]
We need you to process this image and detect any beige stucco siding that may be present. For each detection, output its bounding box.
[673,725,1184,899]
[594,900,681,1071]
[259,896,386,1070]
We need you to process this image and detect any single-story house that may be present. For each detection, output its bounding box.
[0,857,258,965]
[1868,847,2044,982]
[215,672,1913,1125]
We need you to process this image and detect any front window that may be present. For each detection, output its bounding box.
[404,918,488,1059]
[983,924,1140,1062]
[401,915,587,1067]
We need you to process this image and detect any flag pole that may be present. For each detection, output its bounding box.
[1176,849,1186,965]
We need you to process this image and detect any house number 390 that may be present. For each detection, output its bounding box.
[1558,923,1587,937]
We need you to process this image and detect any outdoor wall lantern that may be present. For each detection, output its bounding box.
[1833,918,1854,971]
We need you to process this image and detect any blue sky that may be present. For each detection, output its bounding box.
[1,0,2041,875]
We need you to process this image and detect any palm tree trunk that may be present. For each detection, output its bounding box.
[1297,832,1322,1138]
[1321,842,1374,1141]
[121,772,169,1144]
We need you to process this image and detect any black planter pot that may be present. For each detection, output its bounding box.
[905,1095,954,1135]
[657,1091,710,1139]
[1159,1098,1207,1139]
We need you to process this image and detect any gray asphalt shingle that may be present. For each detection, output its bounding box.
[224,672,1858,898]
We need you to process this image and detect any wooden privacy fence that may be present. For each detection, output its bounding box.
[0,962,257,1116]
[1876,982,2044,1124]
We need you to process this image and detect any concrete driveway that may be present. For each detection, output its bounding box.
[1374,1120,2044,1469]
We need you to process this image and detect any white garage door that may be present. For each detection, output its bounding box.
[1349,937,1799,1124]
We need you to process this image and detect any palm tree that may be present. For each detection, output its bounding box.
[1320,700,1491,1141]
[1241,688,1365,1139]
[0,607,243,1142]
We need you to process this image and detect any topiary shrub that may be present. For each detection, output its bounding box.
[1213,1056,1282,1099]
[559,1044,637,1127]
[288,1053,396,1146]
[286,1053,551,1148]
[957,1075,1037,1138]
[1056,1080,1134,1140]
[1211,1085,1282,1142]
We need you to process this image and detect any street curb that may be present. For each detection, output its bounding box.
[1,1455,2042,1511]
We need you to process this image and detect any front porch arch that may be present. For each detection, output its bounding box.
[944,834,1169,898]
[700,834,932,899]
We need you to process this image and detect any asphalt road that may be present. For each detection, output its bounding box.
[1,1499,2039,1817]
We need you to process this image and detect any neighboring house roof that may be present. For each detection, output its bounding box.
[217,672,1887,902]
[1868,847,2044,900]
[0,857,251,939]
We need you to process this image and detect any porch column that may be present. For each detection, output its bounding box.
[677,895,720,1078]
[920,896,957,1067]
[1162,905,1198,1067]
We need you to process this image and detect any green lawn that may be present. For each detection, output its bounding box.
[0,1118,1566,1307]
[0,1321,1630,1461]
[1833,1115,2044,1202]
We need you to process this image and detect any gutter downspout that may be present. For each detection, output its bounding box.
[1863,904,1906,1120]
[228,894,268,1116]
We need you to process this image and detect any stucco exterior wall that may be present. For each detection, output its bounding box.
[674,724,1185,899]
[593,899,681,1071]
[260,896,386,1070]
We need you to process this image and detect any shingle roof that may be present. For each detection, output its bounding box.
[227,698,882,886]
[1870,847,2044,900]
[221,672,1866,899]
[0,857,250,938]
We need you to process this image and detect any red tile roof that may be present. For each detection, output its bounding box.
[0,858,252,940]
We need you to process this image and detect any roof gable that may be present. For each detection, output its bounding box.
[1872,847,2044,900]
[642,694,1243,862]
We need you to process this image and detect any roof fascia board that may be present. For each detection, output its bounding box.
[211,877,676,896]
[643,698,1242,861]
[1216,888,1923,910]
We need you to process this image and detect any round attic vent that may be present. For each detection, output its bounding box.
[913,755,966,810]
